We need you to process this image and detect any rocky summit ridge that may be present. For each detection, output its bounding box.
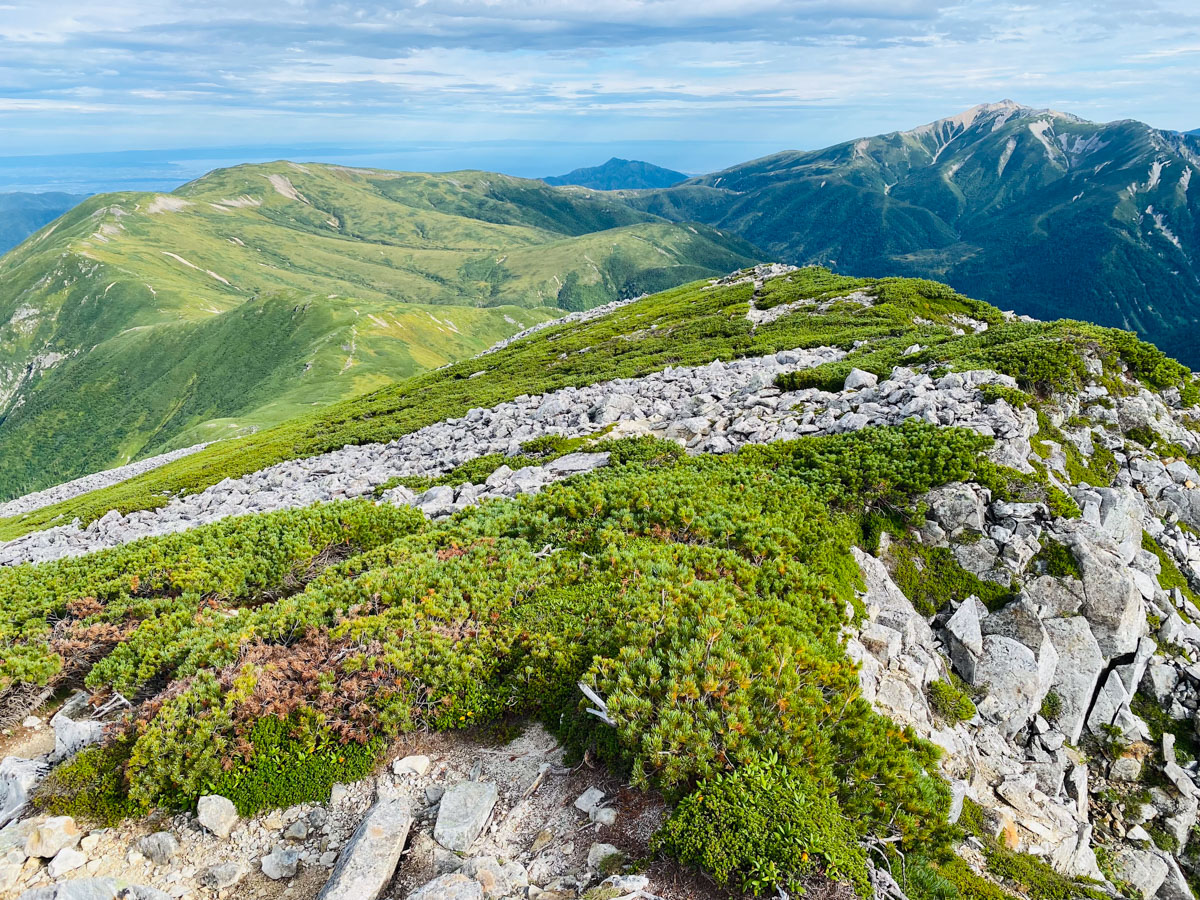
[3,265,1200,900]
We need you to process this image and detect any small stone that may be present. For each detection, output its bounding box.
[573,788,604,815]
[284,820,310,841]
[197,861,248,889]
[434,782,498,852]
[262,847,300,880]
[603,875,650,893]
[587,843,623,873]
[197,794,239,839]
[426,785,446,805]
[21,716,41,730]
[24,816,81,858]
[319,851,338,867]
[47,846,87,877]
[137,832,179,865]
[394,755,432,777]
[409,873,484,900]
[589,807,617,827]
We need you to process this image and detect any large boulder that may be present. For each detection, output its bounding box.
[1042,616,1104,743]
[434,782,498,853]
[970,600,1059,735]
[971,634,1056,737]
[924,483,988,537]
[943,598,985,682]
[1110,848,1169,900]
[1071,541,1146,660]
[316,793,412,900]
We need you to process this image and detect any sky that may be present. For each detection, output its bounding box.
[1,1,1199,190]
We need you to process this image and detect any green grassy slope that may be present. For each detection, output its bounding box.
[628,102,1200,365]
[2,266,1191,543]
[0,161,759,497]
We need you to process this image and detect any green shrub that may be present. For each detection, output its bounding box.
[1040,691,1063,722]
[652,757,871,897]
[928,679,977,725]
[5,425,992,880]
[33,740,138,825]
[978,385,1033,409]
[603,435,685,468]
[214,714,380,815]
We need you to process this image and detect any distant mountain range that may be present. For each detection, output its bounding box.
[0,192,87,253]
[5,102,1200,495]
[629,101,1200,366]
[0,162,755,497]
[543,157,687,190]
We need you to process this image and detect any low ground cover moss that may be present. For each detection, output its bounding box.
[890,541,1017,616]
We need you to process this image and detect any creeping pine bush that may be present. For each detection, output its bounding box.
[30,424,992,893]
[928,679,977,725]
[652,756,871,897]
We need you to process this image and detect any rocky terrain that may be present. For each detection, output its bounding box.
[3,266,1200,900]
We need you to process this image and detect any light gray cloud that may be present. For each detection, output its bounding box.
[0,0,1196,159]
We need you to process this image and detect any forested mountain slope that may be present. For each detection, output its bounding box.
[0,192,86,253]
[0,161,757,497]
[629,102,1200,365]
[543,157,688,190]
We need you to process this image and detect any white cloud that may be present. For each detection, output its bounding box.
[0,0,1196,155]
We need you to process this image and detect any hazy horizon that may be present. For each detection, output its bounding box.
[1,1,1198,194]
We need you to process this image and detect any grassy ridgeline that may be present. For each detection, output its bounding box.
[1,267,1191,543]
[0,161,760,498]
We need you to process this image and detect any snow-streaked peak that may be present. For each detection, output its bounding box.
[908,100,1084,138]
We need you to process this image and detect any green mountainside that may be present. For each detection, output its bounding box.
[629,101,1200,365]
[0,161,757,497]
[543,157,688,190]
[0,191,87,253]
[3,267,1198,900]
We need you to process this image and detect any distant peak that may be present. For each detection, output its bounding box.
[907,101,1087,137]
